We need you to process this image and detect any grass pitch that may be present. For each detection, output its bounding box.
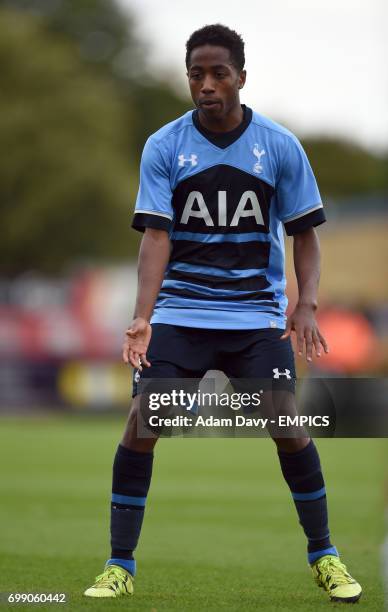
[0,416,385,611]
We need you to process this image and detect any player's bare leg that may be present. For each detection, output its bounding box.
[121,395,159,453]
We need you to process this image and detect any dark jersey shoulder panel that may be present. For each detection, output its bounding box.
[132,211,172,233]
[283,206,326,236]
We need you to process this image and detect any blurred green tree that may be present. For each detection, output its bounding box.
[0,0,141,77]
[0,9,137,274]
[0,1,190,275]
[302,138,388,198]
[0,0,191,157]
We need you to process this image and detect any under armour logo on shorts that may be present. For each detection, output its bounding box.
[272,367,291,380]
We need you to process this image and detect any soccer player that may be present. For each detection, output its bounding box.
[84,24,362,603]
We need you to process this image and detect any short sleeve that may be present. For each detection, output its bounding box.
[277,136,326,236]
[132,137,174,233]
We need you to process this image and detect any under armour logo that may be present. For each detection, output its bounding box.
[273,368,291,380]
[253,144,265,173]
[134,370,141,383]
[178,153,198,167]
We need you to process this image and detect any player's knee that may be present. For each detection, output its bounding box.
[125,397,143,435]
[121,396,159,452]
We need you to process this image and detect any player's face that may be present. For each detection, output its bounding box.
[187,45,246,121]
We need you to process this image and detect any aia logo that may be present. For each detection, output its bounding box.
[180,190,265,227]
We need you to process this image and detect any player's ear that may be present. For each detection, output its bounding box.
[238,70,246,89]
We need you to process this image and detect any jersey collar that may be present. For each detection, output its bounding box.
[192,105,253,149]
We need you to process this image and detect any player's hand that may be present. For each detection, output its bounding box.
[122,317,152,369]
[280,303,329,362]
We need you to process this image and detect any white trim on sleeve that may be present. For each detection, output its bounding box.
[134,209,173,220]
[283,204,323,223]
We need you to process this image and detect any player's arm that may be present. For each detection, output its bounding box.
[281,227,328,361]
[123,136,174,368]
[122,228,171,368]
[277,135,329,361]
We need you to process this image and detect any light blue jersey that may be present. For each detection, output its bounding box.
[132,106,325,330]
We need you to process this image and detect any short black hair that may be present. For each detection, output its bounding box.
[185,24,245,71]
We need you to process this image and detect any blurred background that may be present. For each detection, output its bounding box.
[0,0,387,413]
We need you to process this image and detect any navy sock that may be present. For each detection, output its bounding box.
[277,440,338,564]
[108,444,154,575]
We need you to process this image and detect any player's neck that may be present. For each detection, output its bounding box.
[197,103,244,133]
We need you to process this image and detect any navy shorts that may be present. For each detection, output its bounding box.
[132,324,296,397]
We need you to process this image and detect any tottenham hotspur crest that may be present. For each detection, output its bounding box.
[253,144,265,174]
